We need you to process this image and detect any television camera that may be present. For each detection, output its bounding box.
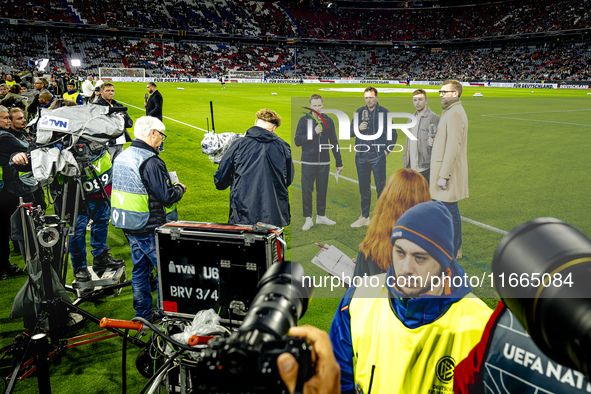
[4,104,139,394]
[493,217,591,381]
[103,260,314,394]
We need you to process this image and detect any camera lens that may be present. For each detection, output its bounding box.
[492,217,591,378]
[238,261,313,339]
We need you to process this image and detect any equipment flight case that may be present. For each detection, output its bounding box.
[156,222,285,324]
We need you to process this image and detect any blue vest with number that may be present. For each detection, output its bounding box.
[111,146,156,230]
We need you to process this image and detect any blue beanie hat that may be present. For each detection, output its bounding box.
[391,201,455,270]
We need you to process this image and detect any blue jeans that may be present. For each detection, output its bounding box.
[443,201,462,256]
[126,233,159,320]
[70,198,110,271]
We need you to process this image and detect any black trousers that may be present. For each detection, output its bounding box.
[419,168,430,187]
[0,188,18,272]
[355,152,386,218]
[301,164,330,218]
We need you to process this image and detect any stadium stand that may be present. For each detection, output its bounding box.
[0,0,589,81]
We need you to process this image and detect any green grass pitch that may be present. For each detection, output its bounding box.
[1,82,589,392]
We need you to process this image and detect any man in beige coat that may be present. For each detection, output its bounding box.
[429,79,468,258]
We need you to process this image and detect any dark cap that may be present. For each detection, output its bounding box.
[95,86,101,91]
[391,201,455,269]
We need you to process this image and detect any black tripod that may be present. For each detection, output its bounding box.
[3,145,144,394]
[56,142,118,294]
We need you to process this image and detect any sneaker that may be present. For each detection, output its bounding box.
[302,217,313,231]
[316,215,336,225]
[93,250,125,270]
[350,216,370,228]
[74,267,91,282]
[148,311,162,324]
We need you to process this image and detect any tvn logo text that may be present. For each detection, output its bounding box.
[40,116,70,132]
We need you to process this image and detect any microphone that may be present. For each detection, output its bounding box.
[144,93,149,102]
[362,109,369,123]
[428,124,437,139]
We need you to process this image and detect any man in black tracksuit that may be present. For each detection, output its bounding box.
[349,86,396,227]
[294,94,342,231]
[214,109,293,227]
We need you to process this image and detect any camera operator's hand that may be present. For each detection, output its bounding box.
[359,121,368,132]
[177,183,187,193]
[277,325,341,394]
[12,152,29,166]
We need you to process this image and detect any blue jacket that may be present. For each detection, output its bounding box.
[349,104,397,155]
[214,126,293,227]
[294,112,342,167]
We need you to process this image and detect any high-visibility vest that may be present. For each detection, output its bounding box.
[111,146,154,230]
[349,274,492,394]
[63,91,81,104]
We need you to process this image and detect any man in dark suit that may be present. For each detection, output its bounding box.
[145,82,163,121]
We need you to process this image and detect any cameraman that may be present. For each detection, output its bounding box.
[277,325,341,394]
[93,83,132,162]
[111,116,186,322]
[13,119,124,283]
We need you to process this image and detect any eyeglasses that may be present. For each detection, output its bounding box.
[439,90,456,95]
[155,129,167,141]
[34,82,43,85]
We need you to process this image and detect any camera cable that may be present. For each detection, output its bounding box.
[138,350,182,394]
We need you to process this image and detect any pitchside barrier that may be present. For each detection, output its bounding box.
[104,76,583,89]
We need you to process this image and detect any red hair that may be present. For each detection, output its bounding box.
[359,169,431,271]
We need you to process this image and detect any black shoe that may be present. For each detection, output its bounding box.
[148,311,162,324]
[74,267,91,282]
[0,271,9,280]
[9,264,20,275]
[93,250,125,270]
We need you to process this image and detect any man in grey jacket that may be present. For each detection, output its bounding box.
[402,89,440,185]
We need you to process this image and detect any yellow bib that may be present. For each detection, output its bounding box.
[349,275,492,394]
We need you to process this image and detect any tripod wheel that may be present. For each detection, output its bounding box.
[136,347,162,378]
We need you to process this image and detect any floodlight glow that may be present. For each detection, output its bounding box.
[71,59,81,67]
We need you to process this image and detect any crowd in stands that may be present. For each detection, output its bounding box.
[1,0,589,42]
[1,25,589,81]
[286,0,590,42]
[1,0,590,82]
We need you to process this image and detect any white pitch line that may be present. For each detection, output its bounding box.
[115,108,508,235]
[461,217,508,235]
[293,160,509,234]
[118,101,210,132]
[480,115,591,127]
